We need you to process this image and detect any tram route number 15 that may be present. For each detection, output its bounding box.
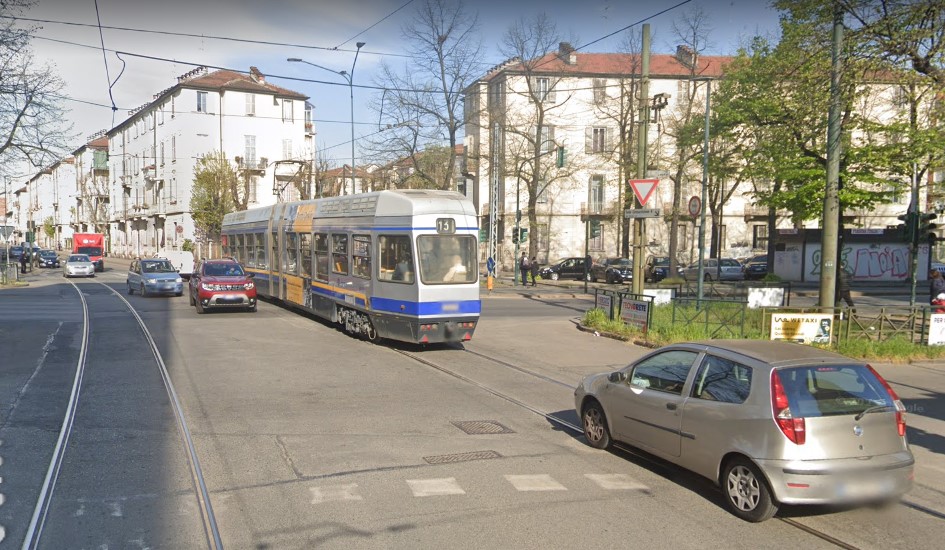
[436,218,456,234]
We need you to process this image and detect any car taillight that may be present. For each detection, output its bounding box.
[771,370,805,445]
[867,364,907,437]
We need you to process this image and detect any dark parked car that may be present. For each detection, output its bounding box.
[37,250,60,268]
[742,254,768,280]
[590,257,633,284]
[538,257,590,281]
[644,256,674,283]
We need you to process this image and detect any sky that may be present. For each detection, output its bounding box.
[11,0,782,170]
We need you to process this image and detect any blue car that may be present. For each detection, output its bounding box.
[126,258,184,296]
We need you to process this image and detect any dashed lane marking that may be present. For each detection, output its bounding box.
[504,474,568,492]
[310,483,363,504]
[406,478,466,497]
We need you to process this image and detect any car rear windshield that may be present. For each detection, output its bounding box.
[776,365,894,417]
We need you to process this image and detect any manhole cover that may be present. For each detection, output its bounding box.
[423,450,502,464]
[451,420,515,435]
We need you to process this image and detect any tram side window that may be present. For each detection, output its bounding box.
[284,232,298,275]
[255,233,267,269]
[234,234,244,263]
[271,232,278,271]
[243,234,255,267]
[300,233,312,278]
[332,234,349,275]
[314,233,329,281]
[352,235,371,279]
[378,235,414,283]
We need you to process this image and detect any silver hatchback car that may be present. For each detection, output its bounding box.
[574,340,913,522]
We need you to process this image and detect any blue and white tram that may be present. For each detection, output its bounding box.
[221,190,480,344]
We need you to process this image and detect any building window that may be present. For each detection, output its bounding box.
[539,125,554,154]
[171,96,176,118]
[677,79,690,99]
[245,135,257,166]
[159,107,164,125]
[536,77,550,102]
[536,182,548,204]
[752,225,768,250]
[590,224,603,251]
[246,93,255,116]
[590,175,604,214]
[282,99,294,121]
[197,91,208,113]
[593,78,607,104]
[160,142,165,166]
[593,127,606,153]
[536,223,548,252]
[283,139,293,160]
[171,136,176,163]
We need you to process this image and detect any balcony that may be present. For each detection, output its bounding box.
[143,165,157,181]
[580,202,614,222]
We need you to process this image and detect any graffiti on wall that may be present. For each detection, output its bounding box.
[809,244,923,280]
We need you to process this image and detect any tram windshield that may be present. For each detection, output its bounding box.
[417,235,478,285]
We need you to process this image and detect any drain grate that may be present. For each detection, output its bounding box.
[451,420,515,435]
[423,450,502,464]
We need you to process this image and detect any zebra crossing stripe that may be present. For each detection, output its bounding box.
[504,474,567,492]
[406,478,466,497]
[310,483,363,504]
[584,474,648,490]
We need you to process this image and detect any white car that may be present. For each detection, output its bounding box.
[63,254,95,278]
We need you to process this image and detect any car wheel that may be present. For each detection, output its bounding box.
[581,401,612,450]
[175,291,183,297]
[195,298,205,314]
[703,273,713,282]
[248,302,257,312]
[550,273,559,281]
[722,458,778,522]
[127,283,134,295]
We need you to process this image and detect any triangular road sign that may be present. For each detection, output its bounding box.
[629,178,659,207]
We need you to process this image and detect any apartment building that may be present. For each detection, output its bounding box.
[17,157,77,250]
[106,66,311,257]
[464,43,940,278]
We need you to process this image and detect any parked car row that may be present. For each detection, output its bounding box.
[536,255,766,284]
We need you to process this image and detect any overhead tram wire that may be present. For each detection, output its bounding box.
[334,0,415,50]
[92,0,119,127]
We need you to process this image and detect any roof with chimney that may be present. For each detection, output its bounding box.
[106,66,307,136]
[479,43,730,82]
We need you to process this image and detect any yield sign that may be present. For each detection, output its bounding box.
[628,178,659,207]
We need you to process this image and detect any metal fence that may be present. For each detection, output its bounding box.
[671,298,751,338]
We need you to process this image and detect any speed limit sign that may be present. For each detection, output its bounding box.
[688,196,701,217]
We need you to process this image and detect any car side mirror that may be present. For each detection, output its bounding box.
[608,371,627,384]
[246,273,254,278]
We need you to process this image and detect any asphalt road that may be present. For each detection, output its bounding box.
[1,265,944,548]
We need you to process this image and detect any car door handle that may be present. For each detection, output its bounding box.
[666,403,677,411]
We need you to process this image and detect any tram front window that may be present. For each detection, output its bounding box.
[417,235,477,284]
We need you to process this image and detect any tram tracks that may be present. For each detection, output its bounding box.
[393,344,945,550]
[21,279,222,550]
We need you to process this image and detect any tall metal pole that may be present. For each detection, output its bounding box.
[631,24,650,295]
[696,79,711,301]
[347,42,365,196]
[820,6,843,308]
[909,162,919,307]
[515,175,521,285]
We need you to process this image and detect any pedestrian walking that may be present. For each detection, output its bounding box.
[930,269,945,304]
[519,252,529,285]
[837,268,854,308]
[19,252,27,274]
[529,256,539,286]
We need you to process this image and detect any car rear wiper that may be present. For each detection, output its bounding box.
[854,404,895,421]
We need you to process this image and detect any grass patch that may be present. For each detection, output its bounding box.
[582,305,945,362]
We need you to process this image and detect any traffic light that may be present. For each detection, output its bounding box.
[920,213,939,242]
[590,219,602,238]
[556,146,565,168]
[512,227,527,243]
[897,212,916,242]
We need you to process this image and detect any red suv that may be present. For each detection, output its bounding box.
[189,258,257,313]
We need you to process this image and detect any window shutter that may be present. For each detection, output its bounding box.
[546,83,556,104]
[585,127,593,154]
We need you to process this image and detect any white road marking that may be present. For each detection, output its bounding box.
[406,478,466,497]
[585,474,648,490]
[504,474,567,492]
[310,483,363,504]
[107,500,123,517]
[74,503,85,517]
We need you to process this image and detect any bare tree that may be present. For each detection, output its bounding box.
[0,1,72,179]
[657,6,714,274]
[367,0,482,190]
[499,13,584,261]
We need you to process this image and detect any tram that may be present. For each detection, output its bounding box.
[221,189,480,344]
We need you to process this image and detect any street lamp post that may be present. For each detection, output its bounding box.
[288,41,364,196]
